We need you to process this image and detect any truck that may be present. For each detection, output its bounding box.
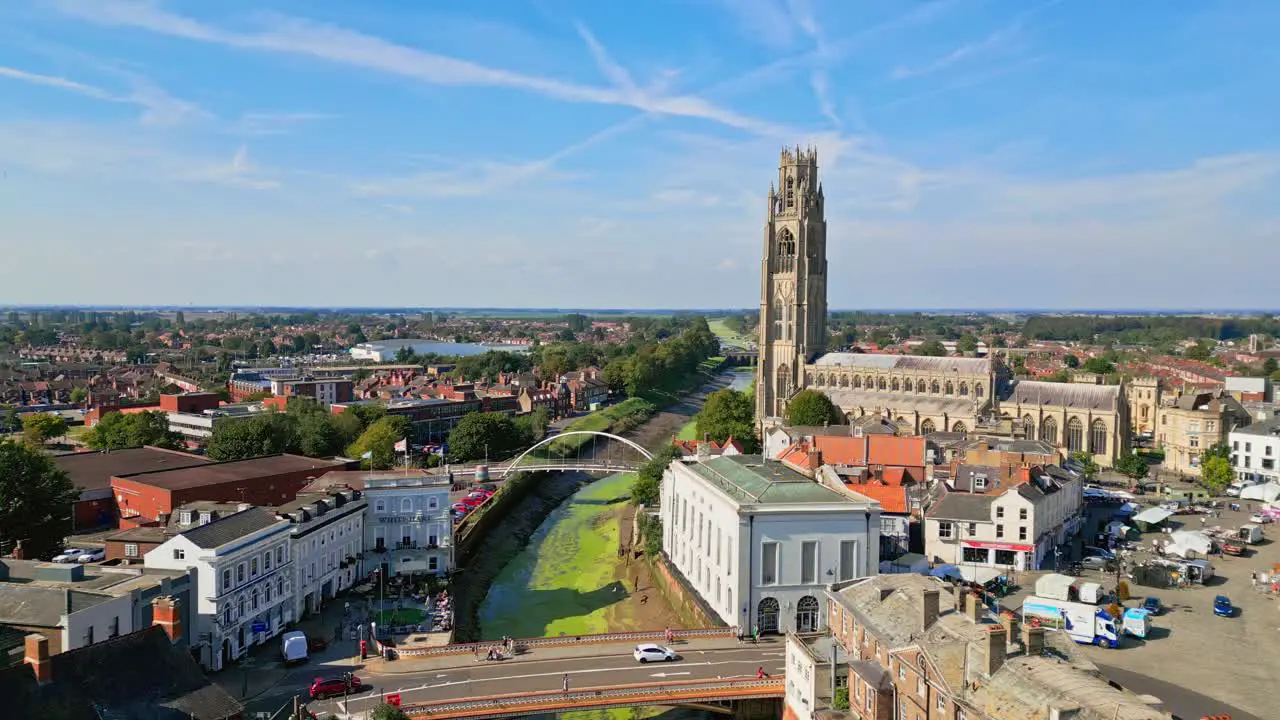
[1021,596,1120,648]
[1121,607,1152,638]
[1236,524,1264,545]
[1033,573,1105,604]
[281,631,309,665]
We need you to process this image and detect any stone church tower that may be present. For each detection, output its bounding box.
[756,146,828,421]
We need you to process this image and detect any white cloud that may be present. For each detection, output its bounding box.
[229,111,337,136]
[890,27,1012,80]
[0,63,201,126]
[52,0,786,136]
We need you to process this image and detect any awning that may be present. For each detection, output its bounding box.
[1132,507,1174,525]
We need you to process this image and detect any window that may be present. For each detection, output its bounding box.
[839,540,856,581]
[222,569,232,591]
[961,547,988,564]
[996,525,1004,539]
[85,625,94,646]
[1019,527,1027,541]
[250,558,259,576]
[172,548,185,560]
[937,695,945,711]
[428,556,438,571]
[427,496,438,510]
[276,547,284,564]
[223,605,232,625]
[401,498,412,512]
[967,523,976,536]
[1019,508,1028,520]
[898,664,906,680]
[124,544,138,558]
[937,522,953,539]
[237,564,246,583]
[1090,419,1108,456]
[865,691,873,711]
[179,511,193,525]
[974,475,988,491]
[801,541,818,585]
[264,552,272,571]
[1246,442,1252,452]
[1268,445,1274,456]
[995,506,1004,518]
[252,588,260,611]
[1234,440,1240,450]
[1066,417,1084,453]
[761,542,779,585]
[109,616,119,638]
[1207,421,1216,432]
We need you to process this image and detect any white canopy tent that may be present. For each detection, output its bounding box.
[1241,483,1280,502]
[1165,530,1214,558]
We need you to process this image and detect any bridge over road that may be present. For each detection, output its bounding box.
[313,634,786,718]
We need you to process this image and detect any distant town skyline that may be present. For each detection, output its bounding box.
[1,1,1277,309]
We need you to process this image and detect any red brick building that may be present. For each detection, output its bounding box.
[159,392,222,414]
[53,447,212,529]
[110,455,351,527]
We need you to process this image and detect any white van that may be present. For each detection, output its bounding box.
[281,631,309,665]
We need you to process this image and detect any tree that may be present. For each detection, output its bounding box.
[1114,452,1149,482]
[446,412,533,463]
[394,346,417,363]
[632,444,680,507]
[1069,451,1099,479]
[528,406,550,439]
[0,440,79,559]
[913,340,947,357]
[1,406,20,432]
[1184,342,1212,361]
[1063,354,1080,369]
[785,389,843,427]
[694,389,757,452]
[1202,442,1230,462]
[22,412,67,446]
[69,387,89,406]
[347,416,412,469]
[370,703,410,720]
[1081,357,1115,375]
[297,411,346,458]
[85,410,183,451]
[1201,455,1234,494]
[207,412,297,461]
[956,334,978,355]
[1263,358,1278,376]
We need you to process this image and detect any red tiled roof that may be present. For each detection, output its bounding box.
[843,483,909,514]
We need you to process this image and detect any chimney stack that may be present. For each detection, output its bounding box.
[984,625,1007,676]
[954,586,968,614]
[23,634,52,683]
[1000,611,1018,642]
[920,588,940,632]
[1022,625,1045,656]
[152,595,183,643]
[964,590,981,623]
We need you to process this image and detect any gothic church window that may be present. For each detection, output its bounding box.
[930,381,940,394]
[876,377,886,390]
[776,365,792,405]
[1042,417,1058,445]
[816,374,825,387]
[952,422,968,433]
[959,382,969,396]
[840,375,849,388]
[1089,419,1107,456]
[920,419,936,434]
[917,380,926,393]
[805,373,813,385]
[785,177,795,208]
[1066,417,1084,453]
[945,381,954,395]
[891,378,900,391]
[976,384,985,398]
[1022,415,1036,441]
[853,376,861,388]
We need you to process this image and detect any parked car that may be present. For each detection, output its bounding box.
[75,549,105,563]
[309,674,365,700]
[467,490,492,502]
[1213,596,1234,618]
[1079,556,1111,571]
[451,502,470,514]
[1142,596,1163,615]
[1250,513,1273,524]
[1083,546,1115,560]
[461,495,487,509]
[633,644,678,663]
[52,548,88,563]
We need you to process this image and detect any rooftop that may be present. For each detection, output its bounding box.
[114,454,346,491]
[812,353,991,374]
[1235,415,1280,438]
[179,507,286,549]
[0,584,112,627]
[0,560,188,595]
[683,455,870,506]
[1004,380,1121,412]
[53,447,212,492]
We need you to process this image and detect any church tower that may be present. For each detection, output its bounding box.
[756,146,828,421]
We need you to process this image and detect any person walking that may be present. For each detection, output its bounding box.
[756,666,766,679]
[562,673,570,693]
[752,626,760,644]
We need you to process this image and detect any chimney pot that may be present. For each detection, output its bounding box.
[151,595,183,643]
[1022,625,1045,656]
[1000,611,1018,642]
[964,590,982,623]
[985,625,1007,676]
[23,634,52,683]
[921,588,940,631]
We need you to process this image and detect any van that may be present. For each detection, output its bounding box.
[281,631,309,665]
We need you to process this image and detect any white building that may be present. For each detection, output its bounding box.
[924,465,1083,572]
[166,404,263,441]
[659,455,881,636]
[783,632,846,720]
[363,471,453,578]
[276,487,367,619]
[144,507,294,671]
[1231,414,1280,483]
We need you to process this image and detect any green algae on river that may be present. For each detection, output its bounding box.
[479,472,635,639]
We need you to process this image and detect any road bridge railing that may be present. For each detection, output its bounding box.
[384,626,737,658]
[401,676,783,718]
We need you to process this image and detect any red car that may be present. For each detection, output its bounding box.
[309,674,364,700]
[461,495,486,509]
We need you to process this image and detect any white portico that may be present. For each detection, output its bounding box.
[660,455,880,636]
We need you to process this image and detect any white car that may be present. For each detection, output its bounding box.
[76,549,105,563]
[1251,514,1274,524]
[53,548,88,563]
[633,644,678,663]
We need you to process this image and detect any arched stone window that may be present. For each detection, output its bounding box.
[876,377,886,390]
[891,378,900,391]
[1022,415,1036,441]
[917,380,926,393]
[758,597,780,633]
[952,421,968,433]
[840,375,849,388]
[920,419,936,434]
[866,376,874,389]
[773,301,788,342]
[775,228,796,273]
[1090,419,1108,456]
[945,381,954,395]
[785,177,795,208]
[796,596,820,633]
[930,381,940,394]
[975,384,985,398]
[852,375,862,388]
[1042,417,1058,445]
[776,365,791,405]
[958,382,968,396]
[1066,417,1084,453]
[815,374,825,387]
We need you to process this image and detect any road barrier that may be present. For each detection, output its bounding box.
[388,626,738,658]
[402,677,783,718]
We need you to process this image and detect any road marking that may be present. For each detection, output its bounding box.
[651,671,692,678]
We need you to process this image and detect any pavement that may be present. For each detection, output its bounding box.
[310,636,785,717]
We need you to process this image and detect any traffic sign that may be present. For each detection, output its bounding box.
[386,693,402,707]
[251,622,268,633]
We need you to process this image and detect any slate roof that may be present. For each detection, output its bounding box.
[53,447,211,492]
[0,625,242,720]
[1004,380,1120,411]
[820,388,977,416]
[180,507,284,549]
[684,455,863,506]
[927,490,995,522]
[812,353,991,374]
[115,454,345,491]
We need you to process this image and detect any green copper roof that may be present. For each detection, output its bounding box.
[686,455,862,505]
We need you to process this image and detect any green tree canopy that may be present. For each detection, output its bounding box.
[0,440,79,559]
[956,334,978,355]
[1201,455,1234,493]
[1081,357,1115,375]
[1063,354,1080,368]
[69,387,89,405]
[1263,358,1278,376]
[446,412,533,463]
[1114,452,1149,481]
[785,389,844,427]
[370,703,410,720]
[206,412,297,461]
[348,416,412,469]
[1069,451,1099,479]
[22,412,67,446]
[694,389,757,452]
[912,340,947,357]
[85,410,184,451]
[632,444,680,507]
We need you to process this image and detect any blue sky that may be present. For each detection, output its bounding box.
[1,0,1277,310]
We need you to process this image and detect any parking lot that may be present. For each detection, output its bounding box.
[1011,498,1280,720]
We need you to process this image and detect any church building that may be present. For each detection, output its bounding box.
[755,147,1130,467]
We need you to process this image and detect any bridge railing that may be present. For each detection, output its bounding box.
[401,677,782,718]
[385,626,736,658]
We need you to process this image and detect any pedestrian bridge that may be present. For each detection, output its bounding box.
[450,430,653,478]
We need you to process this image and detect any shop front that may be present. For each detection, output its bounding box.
[959,540,1036,571]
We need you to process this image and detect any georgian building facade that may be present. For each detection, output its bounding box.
[363,472,453,578]
[277,488,366,619]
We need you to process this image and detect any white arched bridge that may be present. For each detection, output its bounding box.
[449,430,654,478]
